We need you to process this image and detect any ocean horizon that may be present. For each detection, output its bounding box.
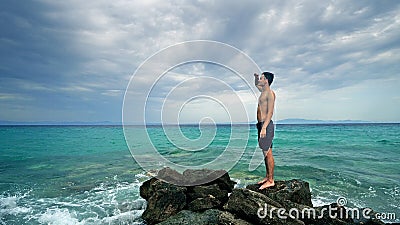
[1,123,399,224]
[1,119,399,126]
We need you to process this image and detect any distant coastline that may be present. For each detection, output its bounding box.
[0,120,122,126]
[1,118,399,126]
[275,118,372,124]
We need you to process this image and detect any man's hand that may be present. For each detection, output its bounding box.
[255,73,262,92]
[254,73,260,86]
[260,128,266,138]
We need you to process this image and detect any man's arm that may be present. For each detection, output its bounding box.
[254,73,263,92]
[262,91,275,130]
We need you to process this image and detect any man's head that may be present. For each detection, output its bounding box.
[262,72,274,86]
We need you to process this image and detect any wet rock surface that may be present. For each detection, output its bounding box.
[139,168,388,225]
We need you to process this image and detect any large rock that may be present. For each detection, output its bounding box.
[218,210,254,225]
[141,169,233,202]
[157,209,253,225]
[139,177,157,200]
[156,167,236,188]
[140,168,234,224]
[185,180,231,212]
[156,167,184,185]
[187,195,222,212]
[247,179,312,207]
[140,179,187,225]
[183,169,236,191]
[139,169,388,225]
[187,183,229,203]
[224,188,304,225]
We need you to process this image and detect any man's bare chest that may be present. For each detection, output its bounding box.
[258,93,268,105]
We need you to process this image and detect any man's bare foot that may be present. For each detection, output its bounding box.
[257,177,268,184]
[259,181,275,190]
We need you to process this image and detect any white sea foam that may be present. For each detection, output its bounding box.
[311,195,334,207]
[38,208,80,225]
[36,207,145,225]
[0,192,32,216]
[134,172,151,180]
[1,179,147,225]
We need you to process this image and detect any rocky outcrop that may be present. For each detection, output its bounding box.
[140,168,235,225]
[140,178,187,224]
[139,168,388,225]
[155,167,233,187]
[156,209,253,225]
[224,188,304,225]
[246,179,312,207]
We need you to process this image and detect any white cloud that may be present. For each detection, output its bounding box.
[1,0,399,122]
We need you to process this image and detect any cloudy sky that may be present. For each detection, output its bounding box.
[1,0,399,123]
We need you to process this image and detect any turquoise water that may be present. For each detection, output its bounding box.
[0,124,399,224]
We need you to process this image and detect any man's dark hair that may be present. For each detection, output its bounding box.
[262,72,274,85]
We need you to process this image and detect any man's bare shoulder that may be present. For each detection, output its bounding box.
[267,89,276,100]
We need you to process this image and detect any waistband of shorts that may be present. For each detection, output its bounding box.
[257,120,273,125]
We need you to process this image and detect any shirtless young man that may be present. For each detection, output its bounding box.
[254,72,276,189]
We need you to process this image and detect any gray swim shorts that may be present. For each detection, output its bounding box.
[257,120,274,151]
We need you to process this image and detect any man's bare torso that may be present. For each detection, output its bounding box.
[257,89,275,123]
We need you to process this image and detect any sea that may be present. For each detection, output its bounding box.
[0,123,399,224]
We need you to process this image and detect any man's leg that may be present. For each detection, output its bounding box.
[259,148,275,189]
[257,122,269,184]
[257,149,269,184]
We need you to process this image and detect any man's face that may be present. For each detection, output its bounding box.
[259,75,268,86]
